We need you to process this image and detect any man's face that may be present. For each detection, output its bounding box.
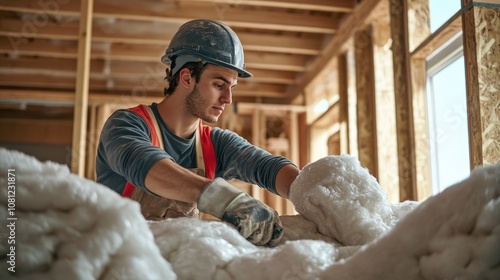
[186,64,238,123]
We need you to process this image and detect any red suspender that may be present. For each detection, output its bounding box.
[121,105,216,198]
[199,120,216,180]
[122,105,158,198]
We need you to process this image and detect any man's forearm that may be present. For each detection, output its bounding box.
[144,158,211,203]
[275,164,300,199]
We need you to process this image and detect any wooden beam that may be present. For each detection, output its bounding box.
[0,0,340,34]
[0,71,287,97]
[370,0,399,203]
[71,0,94,176]
[237,102,306,112]
[0,89,159,106]
[0,0,354,14]
[408,0,431,201]
[95,1,339,34]
[0,0,80,17]
[86,104,97,180]
[0,56,297,86]
[238,33,322,55]
[354,27,378,179]
[389,0,417,202]
[470,0,500,4]
[0,73,79,89]
[0,37,78,59]
[295,112,307,168]
[346,50,359,157]
[407,0,430,52]
[181,0,354,13]
[287,0,381,103]
[240,69,297,85]
[338,53,350,154]
[462,2,500,166]
[0,56,77,72]
[285,110,298,215]
[0,37,310,72]
[230,52,310,72]
[0,17,79,41]
[234,84,287,98]
[411,13,462,59]
[250,108,265,202]
[411,58,432,201]
[1,16,323,56]
[310,101,340,129]
[0,89,76,103]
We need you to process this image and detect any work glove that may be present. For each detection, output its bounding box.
[197,178,283,247]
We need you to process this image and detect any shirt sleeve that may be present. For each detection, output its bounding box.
[96,109,171,193]
[211,128,295,195]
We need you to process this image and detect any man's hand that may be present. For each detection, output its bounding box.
[197,178,283,246]
[221,193,283,246]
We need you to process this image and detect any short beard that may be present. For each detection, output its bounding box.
[186,84,218,123]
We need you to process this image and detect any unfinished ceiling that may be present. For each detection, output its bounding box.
[0,0,365,106]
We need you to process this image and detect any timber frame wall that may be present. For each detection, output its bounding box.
[307,0,499,202]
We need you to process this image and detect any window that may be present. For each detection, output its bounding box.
[429,0,461,33]
[426,33,470,194]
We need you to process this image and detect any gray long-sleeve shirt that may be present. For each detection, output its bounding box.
[96,103,293,196]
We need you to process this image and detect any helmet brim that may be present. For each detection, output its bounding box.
[162,52,253,78]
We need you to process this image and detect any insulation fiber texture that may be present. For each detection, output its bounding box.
[1,149,499,280]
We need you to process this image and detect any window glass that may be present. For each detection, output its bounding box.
[429,0,461,32]
[427,51,470,193]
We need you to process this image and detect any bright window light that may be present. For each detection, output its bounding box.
[429,0,461,33]
[314,98,329,114]
[426,34,470,194]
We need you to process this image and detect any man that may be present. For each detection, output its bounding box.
[96,19,300,247]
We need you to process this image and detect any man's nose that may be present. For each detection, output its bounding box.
[221,88,232,104]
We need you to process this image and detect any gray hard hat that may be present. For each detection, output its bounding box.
[161,19,252,78]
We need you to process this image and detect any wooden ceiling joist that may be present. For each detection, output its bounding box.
[0,72,288,98]
[0,0,358,106]
[0,89,159,105]
[0,17,323,55]
[180,0,354,13]
[0,55,297,86]
[0,36,311,72]
[0,0,341,34]
[0,56,79,72]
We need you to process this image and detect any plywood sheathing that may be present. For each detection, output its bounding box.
[477,7,500,164]
[367,0,400,203]
[389,0,417,202]
[354,26,379,179]
[407,0,430,52]
[463,4,500,166]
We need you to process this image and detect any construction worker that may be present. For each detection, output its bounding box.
[96,19,300,247]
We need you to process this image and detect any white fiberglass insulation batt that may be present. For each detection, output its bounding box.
[1,148,499,280]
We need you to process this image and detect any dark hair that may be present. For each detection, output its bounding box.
[163,61,206,96]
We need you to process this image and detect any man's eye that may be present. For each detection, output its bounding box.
[215,84,223,89]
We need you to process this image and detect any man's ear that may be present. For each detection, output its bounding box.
[179,68,193,89]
